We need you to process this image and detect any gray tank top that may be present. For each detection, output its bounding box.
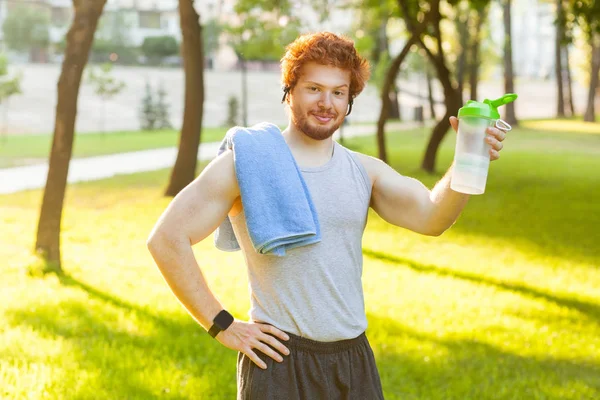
[230,141,372,341]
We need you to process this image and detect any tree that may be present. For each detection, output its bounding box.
[555,0,566,117]
[572,0,600,122]
[87,62,126,134]
[0,54,22,142]
[139,80,157,130]
[141,35,179,65]
[225,0,302,127]
[155,81,172,129]
[469,3,490,101]
[36,0,107,272]
[2,5,51,62]
[397,0,471,172]
[351,0,402,120]
[502,0,518,126]
[203,18,222,68]
[164,0,205,197]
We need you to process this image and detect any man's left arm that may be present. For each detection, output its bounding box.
[361,116,506,236]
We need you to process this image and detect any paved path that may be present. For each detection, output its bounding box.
[0,121,424,194]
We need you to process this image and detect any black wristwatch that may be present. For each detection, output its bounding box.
[208,310,234,338]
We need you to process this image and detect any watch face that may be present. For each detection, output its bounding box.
[215,310,234,329]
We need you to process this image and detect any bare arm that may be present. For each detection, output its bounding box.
[146,150,290,369]
[359,116,506,236]
[146,150,240,330]
[360,154,468,236]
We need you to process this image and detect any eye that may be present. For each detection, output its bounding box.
[308,86,319,92]
[334,91,345,96]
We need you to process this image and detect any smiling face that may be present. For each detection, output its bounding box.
[288,62,351,141]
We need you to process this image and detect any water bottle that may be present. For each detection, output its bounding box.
[451,94,517,195]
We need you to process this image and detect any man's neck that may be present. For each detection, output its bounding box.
[281,123,335,169]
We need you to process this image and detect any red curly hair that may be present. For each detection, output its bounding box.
[280,32,371,100]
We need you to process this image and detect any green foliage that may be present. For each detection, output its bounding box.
[90,12,138,65]
[87,63,126,101]
[139,80,172,131]
[224,0,302,61]
[225,95,240,127]
[139,81,157,131]
[571,0,600,37]
[155,81,172,129]
[0,54,21,104]
[203,19,222,56]
[141,35,179,63]
[2,6,50,51]
[225,16,301,61]
[96,11,132,47]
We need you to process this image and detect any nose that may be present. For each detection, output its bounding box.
[317,92,332,109]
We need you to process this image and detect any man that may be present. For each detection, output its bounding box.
[146,32,507,399]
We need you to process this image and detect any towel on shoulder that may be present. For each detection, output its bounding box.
[214,122,321,256]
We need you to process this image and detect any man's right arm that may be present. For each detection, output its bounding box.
[146,150,239,331]
[146,150,289,369]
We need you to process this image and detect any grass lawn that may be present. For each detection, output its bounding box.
[0,124,599,399]
[0,127,228,169]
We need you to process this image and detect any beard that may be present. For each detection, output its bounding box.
[291,106,344,141]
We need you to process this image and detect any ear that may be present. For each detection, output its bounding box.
[281,86,291,103]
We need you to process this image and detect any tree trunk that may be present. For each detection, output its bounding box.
[584,35,600,122]
[165,0,204,196]
[503,0,518,126]
[374,17,401,121]
[555,0,565,117]
[35,0,107,271]
[417,3,462,172]
[456,9,469,104]
[469,11,484,101]
[564,46,575,116]
[426,69,436,120]
[421,62,462,172]
[388,86,401,120]
[396,0,460,171]
[376,36,417,163]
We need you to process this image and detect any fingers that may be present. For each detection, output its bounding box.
[489,149,500,161]
[245,323,291,369]
[485,135,504,151]
[486,126,507,142]
[259,332,290,357]
[449,116,459,132]
[485,126,506,161]
[245,348,268,370]
[260,323,290,342]
[253,340,284,364]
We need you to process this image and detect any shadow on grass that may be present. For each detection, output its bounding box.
[5,271,600,399]
[6,273,238,399]
[367,313,600,400]
[345,133,600,267]
[363,248,600,322]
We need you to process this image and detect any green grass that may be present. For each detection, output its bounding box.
[0,124,599,399]
[0,127,228,168]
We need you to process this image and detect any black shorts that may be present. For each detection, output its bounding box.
[236,329,385,400]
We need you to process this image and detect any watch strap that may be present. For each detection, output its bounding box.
[208,310,234,338]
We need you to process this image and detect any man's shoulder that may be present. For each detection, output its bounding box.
[344,150,385,184]
[202,149,240,197]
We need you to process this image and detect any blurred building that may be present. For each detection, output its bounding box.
[0,0,354,69]
[0,0,556,79]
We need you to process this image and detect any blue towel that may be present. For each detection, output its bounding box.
[214,122,321,256]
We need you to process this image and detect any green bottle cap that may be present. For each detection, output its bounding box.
[458,93,518,120]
